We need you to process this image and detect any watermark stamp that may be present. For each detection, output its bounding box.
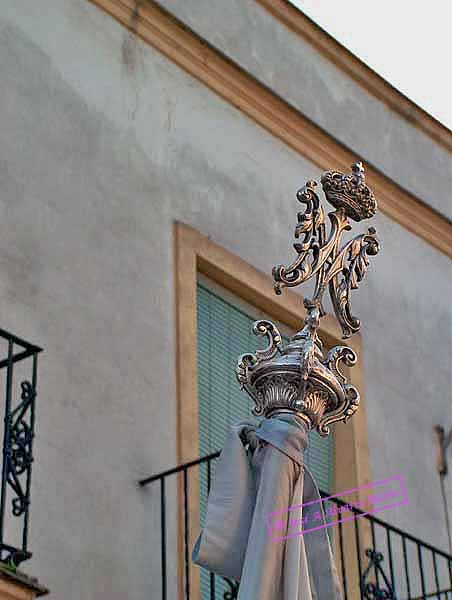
[265,475,409,542]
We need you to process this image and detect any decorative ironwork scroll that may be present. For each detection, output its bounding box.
[222,577,239,600]
[236,163,380,436]
[7,381,36,518]
[0,330,42,568]
[361,549,396,599]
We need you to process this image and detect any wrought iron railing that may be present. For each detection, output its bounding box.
[0,328,42,568]
[140,452,452,600]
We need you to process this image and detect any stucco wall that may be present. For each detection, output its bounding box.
[0,0,451,598]
[160,0,452,222]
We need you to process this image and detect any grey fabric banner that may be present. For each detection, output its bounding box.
[192,413,343,599]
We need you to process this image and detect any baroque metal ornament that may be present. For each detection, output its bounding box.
[237,163,380,436]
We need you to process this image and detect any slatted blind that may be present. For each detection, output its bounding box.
[197,282,334,597]
[197,282,334,489]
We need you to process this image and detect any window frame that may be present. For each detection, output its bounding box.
[174,221,371,599]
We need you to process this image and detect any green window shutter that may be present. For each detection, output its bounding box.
[197,282,334,596]
[304,427,334,493]
[197,283,259,458]
[197,282,334,490]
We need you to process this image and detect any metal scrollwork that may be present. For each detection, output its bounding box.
[237,320,282,405]
[6,381,36,518]
[324,345,358,384]
[273,180,327,302]
[361,549,396,599]
[317,384,360,437]
[222,576,239,599]
[273,162,379,339]
[0,333,42,569]
[316,346,360,436]
[328,228,380,338]
[236,163,380,438]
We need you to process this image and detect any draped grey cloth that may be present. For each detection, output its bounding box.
[192,413,343,599]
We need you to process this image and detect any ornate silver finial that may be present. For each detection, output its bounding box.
[236,163,380,436]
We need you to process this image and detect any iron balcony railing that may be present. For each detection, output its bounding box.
[0,328,42,568]
[140,452,452,600]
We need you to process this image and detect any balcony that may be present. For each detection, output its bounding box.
[141,452,452,600]
[0,328,43,570]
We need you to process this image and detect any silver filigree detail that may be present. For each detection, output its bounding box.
[317,346,360,436]
[252,373,300,417]
[273,163,380,339]
[236,320,283,406]
[235,163,379,438]
[324,345,358,383]
[302,389,329,426]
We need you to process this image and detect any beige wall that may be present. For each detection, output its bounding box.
[0,0,451,597]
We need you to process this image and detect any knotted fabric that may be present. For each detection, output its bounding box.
[192,413,343,599]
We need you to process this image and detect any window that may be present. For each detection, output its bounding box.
[197,279,334,598]
[197,279,334,491]
[175,222,369,599]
